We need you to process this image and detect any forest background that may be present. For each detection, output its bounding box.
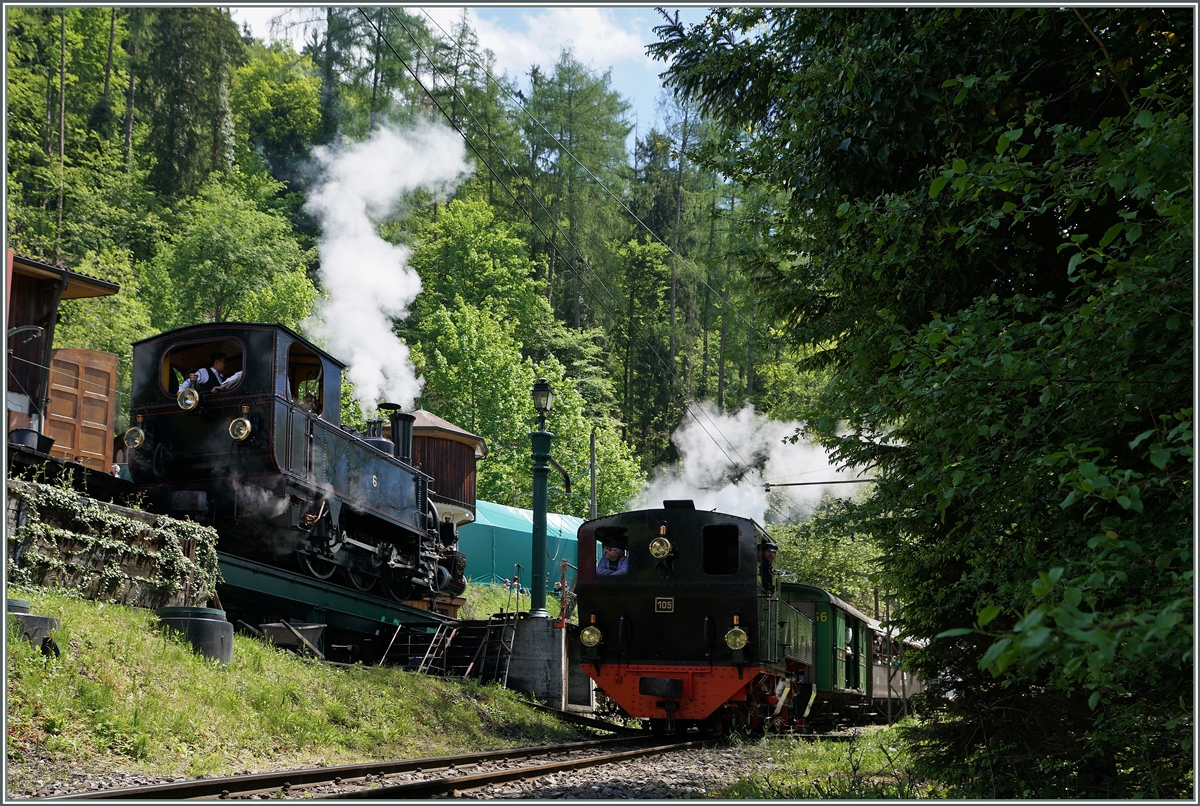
[5,7,1191,798]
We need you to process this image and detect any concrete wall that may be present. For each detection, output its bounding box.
[506,615,568,708]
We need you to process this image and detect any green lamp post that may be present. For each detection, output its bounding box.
[529,378,554,618]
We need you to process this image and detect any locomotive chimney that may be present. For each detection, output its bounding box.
[379,404,415,465]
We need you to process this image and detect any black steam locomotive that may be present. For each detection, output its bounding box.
[574,502,923,733]
[122,322,465,601]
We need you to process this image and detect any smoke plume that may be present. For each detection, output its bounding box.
[632,402,867,524]
[304,125,470,416]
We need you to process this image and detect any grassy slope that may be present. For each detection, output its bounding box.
[5,585,582,787]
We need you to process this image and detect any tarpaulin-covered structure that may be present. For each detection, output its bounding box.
[457,500,584,590]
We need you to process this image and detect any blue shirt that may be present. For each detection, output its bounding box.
[596,555,628,576]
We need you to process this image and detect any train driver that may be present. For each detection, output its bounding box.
[180,352,228,393]
[596,543,628,576]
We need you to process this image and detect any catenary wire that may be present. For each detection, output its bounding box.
[359,8,751,474]
[387,9,757,471]
[416,7,769,343]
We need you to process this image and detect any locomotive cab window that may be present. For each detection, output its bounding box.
[594,526,629,577]
[702,524,740,575]
[161,339,245,396]
[287,343,324,416]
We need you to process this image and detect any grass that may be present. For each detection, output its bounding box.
[718,724,948,799]
[5,585,584,788]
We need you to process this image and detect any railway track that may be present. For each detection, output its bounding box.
[45,734,714,801]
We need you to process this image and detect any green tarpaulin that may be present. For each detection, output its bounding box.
[457,500,584,591]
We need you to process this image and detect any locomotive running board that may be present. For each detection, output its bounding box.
[216,552,453,636]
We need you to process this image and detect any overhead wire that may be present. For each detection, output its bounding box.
[359,7,753,474]
[396,8,763,471]
[417,7,770,344]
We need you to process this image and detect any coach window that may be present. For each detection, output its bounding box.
[702,524,740,575]
[161,339,245,396]
[287,343,324,416]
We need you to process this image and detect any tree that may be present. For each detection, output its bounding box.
[230,41,321,173]
[652,7,1192,796]
[138,8,244,197]
[407,195,554,348]
[521,49,631,329]
[771,496,879,612]
[412,297,642,518]
[147,171,314,329]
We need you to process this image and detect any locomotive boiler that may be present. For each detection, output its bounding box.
[122,322,465,601]
[574,501,923,733]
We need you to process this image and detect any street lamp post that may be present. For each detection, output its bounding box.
[529,378,554,618]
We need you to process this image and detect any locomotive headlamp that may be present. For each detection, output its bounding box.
[229,417,252,441]
[725,626,749,650]
[124,426,145,450]
[649,536,672,559]
[580,626,603,647]
[177,387,200,411]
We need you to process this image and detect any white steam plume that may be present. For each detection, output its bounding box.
[304,125,470,415]
[632,401,868,524]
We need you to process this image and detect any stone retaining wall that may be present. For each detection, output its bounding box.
[6,480,220,608]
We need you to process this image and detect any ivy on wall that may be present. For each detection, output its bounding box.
[6,480,220,607]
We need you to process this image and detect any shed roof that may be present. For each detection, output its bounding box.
[10,253,120,299]
[411,409,487,458]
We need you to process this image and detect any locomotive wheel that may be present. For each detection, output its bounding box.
[344,567,377,592]
[386,573,414,602]
[300,553,338,580]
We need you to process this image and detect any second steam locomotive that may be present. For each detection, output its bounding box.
[122,322,466,601]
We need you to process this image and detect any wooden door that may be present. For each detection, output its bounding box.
[45,348,118,471]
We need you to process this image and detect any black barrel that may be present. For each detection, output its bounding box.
[8,599,60,655]
[156,606,234,666]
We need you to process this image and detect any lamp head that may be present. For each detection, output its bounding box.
[532,377,553,414]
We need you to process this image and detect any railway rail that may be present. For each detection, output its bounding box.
[45,733,712,801]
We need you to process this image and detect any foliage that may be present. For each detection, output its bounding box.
[721,724,947,799]
[407,195,556,350]
[412,297,643,519]
[138,8,244,197]
[146,171,315,329]
[653,6,1192,797]
[4,586,581,784]
[770,496,880,612]
[6,480,220,607]
[230,41,321,171]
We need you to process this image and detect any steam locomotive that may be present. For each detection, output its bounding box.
[574,502,922,733]
[122,322,466,601]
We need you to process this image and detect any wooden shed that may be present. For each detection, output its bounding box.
[386,409,486,527]
[5,251,120,462]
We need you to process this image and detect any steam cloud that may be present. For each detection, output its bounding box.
[632,402,867,524]
[304,125,471,416]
